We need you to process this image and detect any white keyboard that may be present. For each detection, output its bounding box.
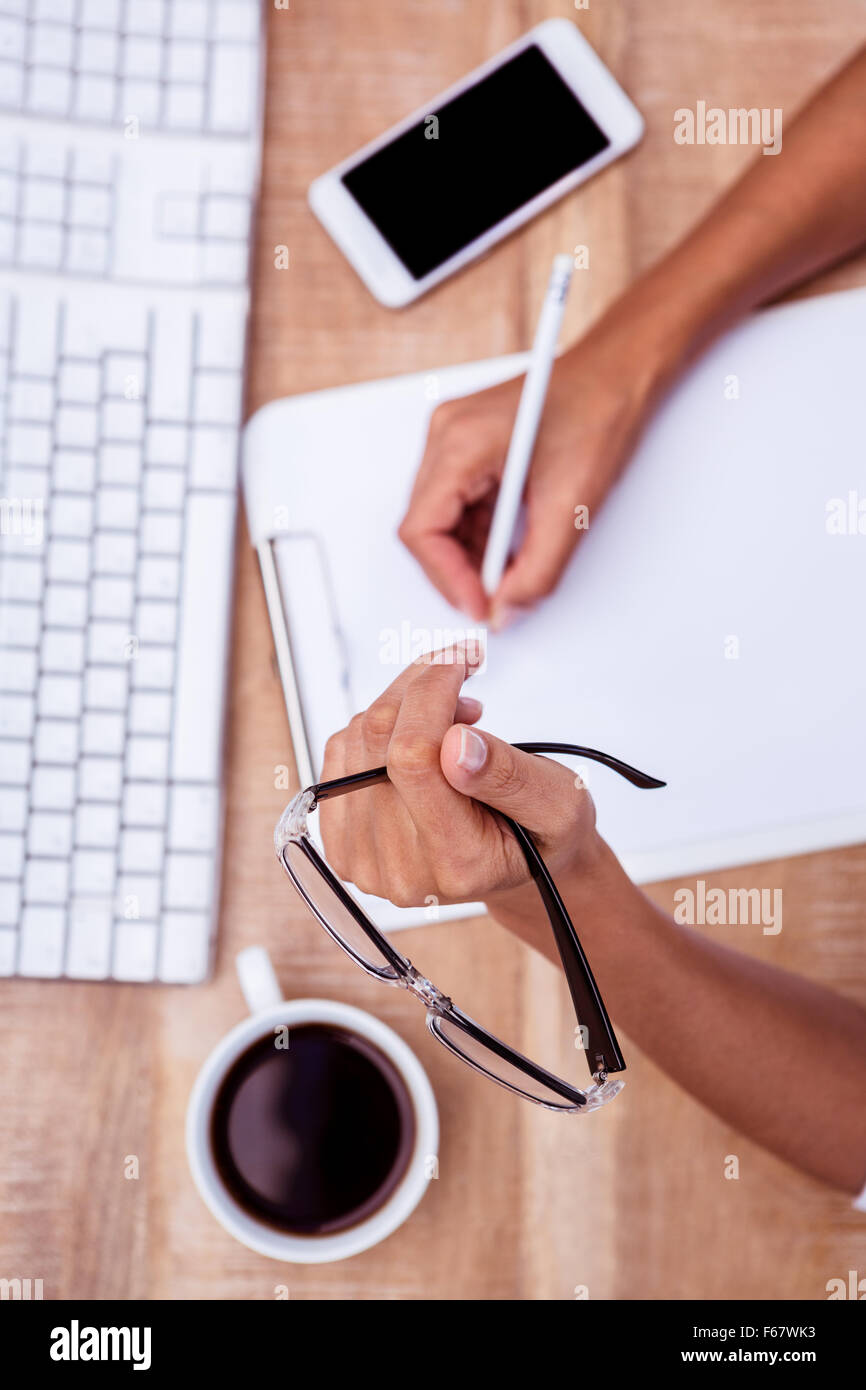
[0,0,264,981]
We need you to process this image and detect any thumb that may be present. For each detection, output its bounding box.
[440,723,586,838]
[491,499,578,619]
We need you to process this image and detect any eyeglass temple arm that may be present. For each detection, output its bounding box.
[309,743,665,803]
[502,813,625,1077]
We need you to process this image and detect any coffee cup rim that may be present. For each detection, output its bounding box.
[186,997,439,1263]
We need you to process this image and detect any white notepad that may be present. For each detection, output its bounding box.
[243,288,866,927]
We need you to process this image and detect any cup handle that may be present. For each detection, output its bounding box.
[236,946,284,1014]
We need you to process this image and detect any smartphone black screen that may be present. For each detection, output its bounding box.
[341,44,610,281]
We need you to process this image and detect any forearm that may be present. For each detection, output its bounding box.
[486,839,866,1194]
[567,46,866,404]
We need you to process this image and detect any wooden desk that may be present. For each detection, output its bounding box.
[3,0,865,1301]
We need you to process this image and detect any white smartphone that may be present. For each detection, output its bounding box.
[308,19,644,308]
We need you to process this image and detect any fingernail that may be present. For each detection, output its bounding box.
[460,696,483,718]
[457,726,487,773]
[489,604,524,634]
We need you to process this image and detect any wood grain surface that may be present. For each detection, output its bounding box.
[2,0,865,1301]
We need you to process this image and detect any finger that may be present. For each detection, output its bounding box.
[490,492,578,619]
[440,723,588,845]
[400,473,496,621]
[386,653,487,856]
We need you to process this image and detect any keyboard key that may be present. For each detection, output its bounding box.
[50,494,93,538]
[55,450,96,492]
[0,558,43,601]
[56,405,98,449]
[18,906,65,977]
[209,41,255,134]
[123,780,167,827]
[121,828,163,873]
[140,512,182,554]
[0,786,27,831]
[0,930,16,976]
[76,801,120,848]
[145,424,187,466]
[104,352,146,400]
[136,601,176,644]
[204,194,249,241]
[127,0,165,36]
[91,576,134,619]
[42,628,85,671]
[69,185,110,228]
[81,710,124,755]
[190,427,237,490]
[34,719,78,764]
[9,378,54,420]
[169,784,219,852]
[0,880,20,927]
[131,646,174,690]
[23,174,64,222]
[67,229,109,275]
[102,399,145,440]
[165,84,204,131]
[48,539,89,583]
[43,583,87,627]
[87,620,129,664]
[58,361,100,403]
[78,755,123,802]
[138,556,179,599]
[117,873,160,920]
[215,0,259,41]
[113,921,158,981]
[24,855,69,903]
[6,422,51,464]
[164,851,210,909]
[0,832,25,876]
[77,30,119,77]
[97,487,139,530]
[169,0,207,37]
[28,66,72,116]
[0,695,34,738]
[100,444,141,485]
[0,647,37,692]
[0,739,30,784]
[28,811,73,857]
[121,79,161,125]
[73,74,115,123]
[123,36,161,79]
[143,469,184,510]
[158,911,210,983]
[85,666,128,710]
[194,371,241,426]
[151,306,193,420]
[167,38,206,84]
[94,531,137,575]
[129,691,170,734]
[38,674,82,718]
[31,765,75,810]
[171,493,235,781]
[0,602,40,645]
[73,849,115,895]
[66,898,112,978]
[127,735,168,780]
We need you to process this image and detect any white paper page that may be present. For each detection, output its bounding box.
[243,290,866,926]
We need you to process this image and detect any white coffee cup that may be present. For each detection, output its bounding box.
[186,946,439,1263]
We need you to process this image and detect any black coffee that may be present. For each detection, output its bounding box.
[210,1024,416,1236]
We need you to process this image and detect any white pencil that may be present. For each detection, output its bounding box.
[481,253,574,598]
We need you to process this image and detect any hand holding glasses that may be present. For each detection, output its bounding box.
[275,648,665,1112]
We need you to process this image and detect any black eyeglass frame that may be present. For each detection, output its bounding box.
[275,743,665,1113]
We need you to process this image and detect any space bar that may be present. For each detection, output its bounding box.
[171,493,237,783]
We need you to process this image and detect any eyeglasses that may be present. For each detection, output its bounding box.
[274,743,665,1114]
